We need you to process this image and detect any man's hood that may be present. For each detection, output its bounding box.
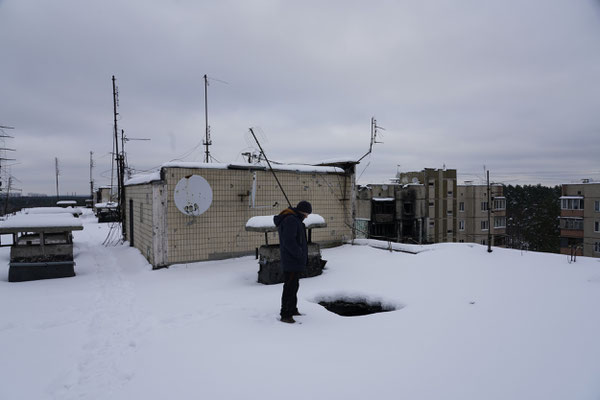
[273,207,297,227]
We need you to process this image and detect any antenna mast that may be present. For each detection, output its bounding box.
[357,117,384,162]
[89,151,94,202]
[203,74,212,163]
[112,75,121,203]
[55,157,60,200]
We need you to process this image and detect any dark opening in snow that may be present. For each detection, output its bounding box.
[318,299,397,317]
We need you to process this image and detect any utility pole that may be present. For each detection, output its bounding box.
[89,151,94,201]
[112,75,127,240]
[203,74,212,163]
[487,169,492,253]
[3,176,11,215]
[112,75,121,204]
[55,157,60,201]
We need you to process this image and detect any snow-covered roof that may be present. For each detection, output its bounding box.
[161,161,344,174]
[560,196,584,199]
[125,162,345,187]
[0,213,83,232]
[316,157,360,165]
[245,213,327,232]
[124,171,162,186]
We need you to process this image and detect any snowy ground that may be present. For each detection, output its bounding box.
[1,211,600,400]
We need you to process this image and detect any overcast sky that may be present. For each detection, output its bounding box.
[1,0,600,195]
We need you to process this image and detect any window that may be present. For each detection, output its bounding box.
[447,210,453,216]
[494,216,506,228]
[447,191,453,197]
[493,198,506,210]
[459,202,464,212]
[561,198,584,210]
[429,221,435,227]
[481,239,486,245]
[481,201,489,211]
[596,242,600,253]
[561,218,583,230]
[459,239,465,243]
[429,201,435,207]
[596,221,600,233]
[481,220,489,231]
[459,220,465,231]
[595,200,600,212]
[428,181,435,186]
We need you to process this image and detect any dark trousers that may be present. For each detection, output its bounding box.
[280,271,300,318]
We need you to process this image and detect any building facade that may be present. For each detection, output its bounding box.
[355,183,427,243]
[124,162,355,268]
[396,168,457,243]
[559,182,600,258]
[456,183,505,246]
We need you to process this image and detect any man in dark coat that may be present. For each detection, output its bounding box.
[273,200,312,324]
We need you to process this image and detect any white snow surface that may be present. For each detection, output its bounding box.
[124,171,161,186]
[56,201,77,205]
[1,210,600,399]
[246,213,326,230]
[94,202,118,209]
[23,207,83,216]
[160,161,344,174]
[0,213,82,229]
[372,197,395,201]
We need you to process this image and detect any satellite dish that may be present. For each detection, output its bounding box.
[174,175,213,216]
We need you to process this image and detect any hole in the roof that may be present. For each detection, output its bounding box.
[316,295,402,317]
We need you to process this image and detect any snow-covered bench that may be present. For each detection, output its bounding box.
[0,214,83,282]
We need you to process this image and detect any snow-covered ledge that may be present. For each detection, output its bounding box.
[245,213,326,232]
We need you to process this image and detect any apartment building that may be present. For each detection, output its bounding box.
[396,168,457,243]
[559,181,600,258]
[355,182,427,243]
[456,183,506,246]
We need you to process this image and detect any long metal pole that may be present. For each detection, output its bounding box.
[248,128,292,208]
[204,74,210,163]
[487,170,492,253]
[55,157,59,200]
[112,75,120,202]
[89,151,94,200]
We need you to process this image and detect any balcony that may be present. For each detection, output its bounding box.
[561,209,584,218]
[560,217,584,238]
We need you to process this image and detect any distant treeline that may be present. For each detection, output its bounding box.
[503,184,561,253]
[1,196,90,215]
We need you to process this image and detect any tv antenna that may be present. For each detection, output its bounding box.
[357,117,385,162]
[202,74,228,163]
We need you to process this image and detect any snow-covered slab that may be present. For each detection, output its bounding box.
[0,213,83,233]
[23,207,83,216]
[559,196,584,199]
[56,200,77,206]
[372,197,395,202]
[351,238,428,254]
[245,213,327,232]
[124,170,162,186]
[95,202,119,209]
